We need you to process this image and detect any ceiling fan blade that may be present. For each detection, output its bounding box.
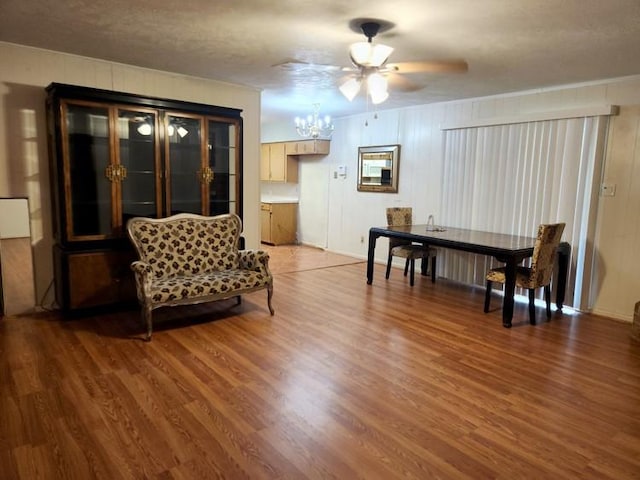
[386,73,424,92]
[272,59,341,71]
[386,60,468,74]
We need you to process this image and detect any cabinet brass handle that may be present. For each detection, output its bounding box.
[198,166,214,184]
[104,164,127,182]
[105,164,116,181]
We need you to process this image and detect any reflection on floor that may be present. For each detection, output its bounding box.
[260,243,365,275]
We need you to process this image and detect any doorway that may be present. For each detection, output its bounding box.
[0,198,35,316]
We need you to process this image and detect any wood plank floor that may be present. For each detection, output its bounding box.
[1,246,639,479]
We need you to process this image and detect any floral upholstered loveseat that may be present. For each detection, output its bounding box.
[127,213,274,340]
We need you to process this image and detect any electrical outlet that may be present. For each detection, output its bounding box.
[601,183,616,197]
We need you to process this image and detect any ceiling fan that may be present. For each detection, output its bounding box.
[339,19,468,104]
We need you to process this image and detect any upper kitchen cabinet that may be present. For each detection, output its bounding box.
[46,83,243,311]
[285,139,330,155]
[260,142,297,183]
[260,139,330,183]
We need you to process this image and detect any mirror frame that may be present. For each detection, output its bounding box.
[357,144,400,193]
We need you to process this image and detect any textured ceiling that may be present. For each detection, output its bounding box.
[2,0,640,124]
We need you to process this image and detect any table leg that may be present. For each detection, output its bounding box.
[555,242,571,310]
[420,242,429,276]
[502,258,517,328]
[367,230,379,285]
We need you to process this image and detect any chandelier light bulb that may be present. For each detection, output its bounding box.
[294,104,334,139]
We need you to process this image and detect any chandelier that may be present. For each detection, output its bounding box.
[294,104,334,139]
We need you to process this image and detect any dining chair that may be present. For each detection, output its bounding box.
[484,222,566,325]
[385,207,437,286]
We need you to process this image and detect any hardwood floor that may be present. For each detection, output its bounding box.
[1,246,639,479]
[260,243,365,274]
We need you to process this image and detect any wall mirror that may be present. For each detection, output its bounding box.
[357,144,400,193]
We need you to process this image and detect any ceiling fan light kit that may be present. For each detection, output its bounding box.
[340,20,392,105]
[339,78,362,101]
[339,18,469,106]
[349,42,394,68]
[367,73,389,104]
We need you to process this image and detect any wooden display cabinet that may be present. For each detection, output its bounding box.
[46,83,243,312]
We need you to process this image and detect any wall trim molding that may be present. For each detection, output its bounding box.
[441,105,619,130]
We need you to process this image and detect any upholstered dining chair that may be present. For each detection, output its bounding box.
[385,207,437,286]
[484,222,566,325]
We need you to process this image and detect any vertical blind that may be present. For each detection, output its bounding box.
[440,116,608,309]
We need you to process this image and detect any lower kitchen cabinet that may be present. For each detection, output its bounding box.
[261,203,297,245]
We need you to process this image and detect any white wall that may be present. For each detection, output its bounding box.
[0,198,30,239]
[265,76,640,322]
[0,42,261,308]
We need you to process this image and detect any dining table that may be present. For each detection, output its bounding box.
[366,225,571,328]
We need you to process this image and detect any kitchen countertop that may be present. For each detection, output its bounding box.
[260,197,299,204]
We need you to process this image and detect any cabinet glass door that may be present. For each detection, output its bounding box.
[207,119,238,215]
[63,102,113,240]
[117,109,160,221]
[166,114,204,215]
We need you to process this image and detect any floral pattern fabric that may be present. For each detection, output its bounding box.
[385,207,436,259]
[128,214,242,279]
[485,223,566,288]
[127,213,274,339]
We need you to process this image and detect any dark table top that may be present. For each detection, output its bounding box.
[370,225,538,257]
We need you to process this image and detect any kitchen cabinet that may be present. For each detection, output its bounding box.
[46,83,243,311]
[261,203,297,245]
[285,139,330,155]
[260,139,330,183]
[261,142,297,182]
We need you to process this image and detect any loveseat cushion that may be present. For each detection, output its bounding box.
[149,269,270,303]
